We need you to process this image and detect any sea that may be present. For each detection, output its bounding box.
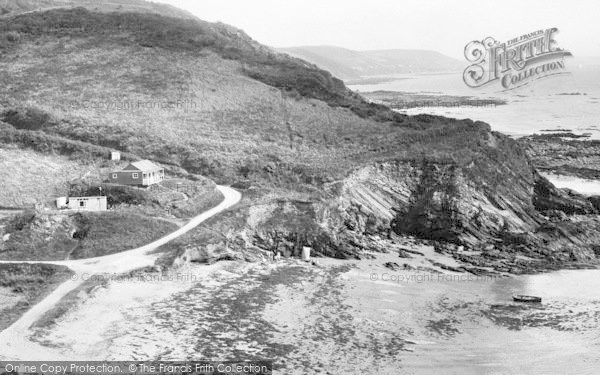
[347,63,600,374]
[347,253,600,374]
[348,62,600,196]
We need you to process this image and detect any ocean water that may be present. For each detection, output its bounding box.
[542,173,600,196]
[346,65,600,373]
[396,268,600,374]
[344,252,600,374]
[349,64,600,197]
[348,64,600,139]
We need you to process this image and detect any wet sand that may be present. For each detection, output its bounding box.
[6,243,600,374]
[338,252,600,374]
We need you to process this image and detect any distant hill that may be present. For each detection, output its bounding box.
[277,45,465,80]
[0,0,196,19]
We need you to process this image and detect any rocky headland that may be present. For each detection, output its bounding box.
[164,127,600,276]
[0,6,598,278]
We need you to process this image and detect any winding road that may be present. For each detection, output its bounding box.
[0,185,241,359]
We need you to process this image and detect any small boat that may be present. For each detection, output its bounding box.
[513,295,542,303]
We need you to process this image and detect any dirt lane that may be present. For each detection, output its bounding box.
[0,185,241,360]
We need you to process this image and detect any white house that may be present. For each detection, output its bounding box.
[57,196,107,211]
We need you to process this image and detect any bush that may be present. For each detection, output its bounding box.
[0,124,137,162]
[1,107,55,130]
[7,210,36,231]
[69,183,149,206]
[5,31,20,41]
[182,153,223,178]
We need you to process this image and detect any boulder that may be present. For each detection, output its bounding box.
[183,243,241,264]
[384,261,401,271]
[533,175,597,215]
[588,196,600,211]
[543,209,568,221]
[569,247,596,262]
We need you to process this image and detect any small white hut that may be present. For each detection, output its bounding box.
[56,196,107,211]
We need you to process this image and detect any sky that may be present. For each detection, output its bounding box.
[156,0,600,59]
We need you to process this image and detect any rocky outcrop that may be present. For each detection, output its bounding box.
[336,159,540,248]
[533,174,597,215]
[241,199,378,259]
[521,133,600,179]
[329,131,600,270]
[171,239,271,267]
[174,130,599,271]
[177,243,242,264]
[588,196,600,211]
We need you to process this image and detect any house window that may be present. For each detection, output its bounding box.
[79,201,85,207]
[112,173,117,179]
[132,173,138,179]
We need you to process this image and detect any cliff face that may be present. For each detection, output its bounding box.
[326,131,600,269]
[336,132,539,244]
[338,163,528,245]
[176,128,600,272]
[1,7,597,271]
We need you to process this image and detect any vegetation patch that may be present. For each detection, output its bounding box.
[68,211,178,259]
[0,263,73,332]
[0,145,99,207]
[0,8,405,124]
[0,211,178,261]
[68,177,224,219]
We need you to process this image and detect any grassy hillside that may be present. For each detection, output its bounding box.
[0,209,178,260]
[0,145,96,207]
[278,45,465,80]
[0,7,497,193]
[0,263,72,331]
[0,6,578,264]
[0,0,195,19]
[0,8,398,121]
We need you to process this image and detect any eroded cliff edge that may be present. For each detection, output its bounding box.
[172,126,600,274]
[1,8,597,274]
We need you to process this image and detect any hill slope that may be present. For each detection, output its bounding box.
[278,45,465,79]
[0,0,195,19]
[0,7,597,267]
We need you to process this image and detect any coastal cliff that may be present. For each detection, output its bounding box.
[193,129,600,274]
[0,7,598,273]
[327,131,600,272]
[169,128,600,275]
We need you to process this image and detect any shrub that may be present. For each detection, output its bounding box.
[1,107,55,130]
[68,183,150,206]
[7,209,36,231]
[182,153,223,178]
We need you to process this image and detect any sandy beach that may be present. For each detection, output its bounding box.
[2,237,597,374]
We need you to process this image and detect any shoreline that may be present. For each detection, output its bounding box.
[1,247,596,373]
[358,90,507,110]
